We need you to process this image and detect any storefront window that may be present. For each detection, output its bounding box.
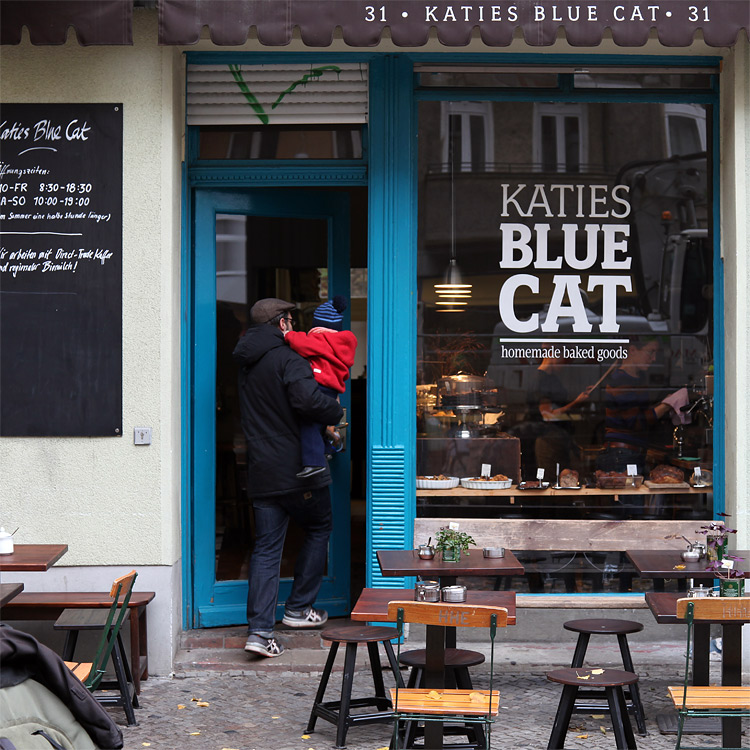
[417,97,714,594]
[199,125,363,160]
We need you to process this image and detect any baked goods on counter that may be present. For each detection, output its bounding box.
[649,464,685,483]
[559,469,580,487]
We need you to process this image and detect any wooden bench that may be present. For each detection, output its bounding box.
[414,518,700,607]
[0,590,155,694]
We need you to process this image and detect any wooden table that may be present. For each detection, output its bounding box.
[0,582,24,607]
[626,549,750,592]
[352,587,515,748]
[0,544,68,571]
[376,548,524,586]
[645,591,746,748]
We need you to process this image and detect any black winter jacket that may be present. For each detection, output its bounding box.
[233,324,344,497]
[0,624,124,749]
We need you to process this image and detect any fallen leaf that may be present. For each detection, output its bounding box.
[674,564,686,570]
[600,726,607,734]
[576,734,589,739]
[177,704,186,710]
[195,701,210,707]
[590,714,605,719]
[272,716,280,719]
[427,690,442,700]
[142,744,151,748]
[190,697,200,702]
[576,673,591,680]
[188,732,200,736]
[591,668,604,675]
[469,692,485,703]
[301,735,310,740]
[221,748,240,750]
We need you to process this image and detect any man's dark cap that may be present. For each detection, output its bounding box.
[249,298,296,324]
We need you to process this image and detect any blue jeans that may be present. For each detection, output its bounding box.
[246,486,332,637]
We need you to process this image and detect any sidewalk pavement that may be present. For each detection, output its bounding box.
[116,628,733,750]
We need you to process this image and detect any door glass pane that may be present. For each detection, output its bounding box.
[215,213,328,582]
[417,100,714,595]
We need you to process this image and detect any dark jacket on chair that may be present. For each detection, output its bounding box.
[0,625,123,749]
[233,324,343,497]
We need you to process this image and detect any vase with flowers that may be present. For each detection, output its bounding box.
[696,515,745,596]
[434,525,477,563]
[695,514,735,563]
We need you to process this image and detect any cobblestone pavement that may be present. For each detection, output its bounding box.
[117,642,741,750]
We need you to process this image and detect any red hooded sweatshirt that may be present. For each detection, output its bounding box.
[285,327,358,393]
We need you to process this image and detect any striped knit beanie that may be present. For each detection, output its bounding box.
[312,295,348,331]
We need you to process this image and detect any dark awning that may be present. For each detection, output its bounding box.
[159,0,750,47]
[1,0,133,45]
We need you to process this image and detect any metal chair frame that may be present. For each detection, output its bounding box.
[389,601,506,750]
[672,598,750,750]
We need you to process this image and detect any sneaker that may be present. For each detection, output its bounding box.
[282,607,328,628]
[244,634,284,658]
[296,465,326,479]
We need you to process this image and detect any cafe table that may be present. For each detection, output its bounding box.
[376,548,523,650]
[626,549,750,591]
[0,544,68,572]
[0,582,24,608]
[352,587,516,749]
[645,591,748,749]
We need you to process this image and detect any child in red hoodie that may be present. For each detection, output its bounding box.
[285,296,357,478]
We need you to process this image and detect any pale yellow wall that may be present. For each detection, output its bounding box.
[721,36,750,549]
[0,12,184,567]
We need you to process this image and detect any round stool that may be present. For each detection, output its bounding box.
[399,647,485,688]
[563,619,646,736]
[305,624,402,749]
[547,667,639,750]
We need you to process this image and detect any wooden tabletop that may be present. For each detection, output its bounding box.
[377,548,524,578]
[0,582,24,607]
[627,549,750,579]
[351,587,516,626]
[0,544,68,571]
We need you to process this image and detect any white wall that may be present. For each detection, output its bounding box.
[0,11,184,674]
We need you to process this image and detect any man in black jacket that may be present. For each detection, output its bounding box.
[233,298,344,658]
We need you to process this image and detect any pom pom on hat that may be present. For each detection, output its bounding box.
[313,296,348,331]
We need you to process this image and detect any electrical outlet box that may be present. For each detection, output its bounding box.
[134,427,152,445]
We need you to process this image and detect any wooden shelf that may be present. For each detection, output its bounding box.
[416,486,711,498]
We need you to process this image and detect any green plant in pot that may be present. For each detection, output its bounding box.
[705,555,745,597]
[695,514,735,563]
[697,514,745,596]
[434,525,477,563]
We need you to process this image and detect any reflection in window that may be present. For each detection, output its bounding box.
[534,103,587,173]
[441,102,494,172]
[664,104,707,156]
[199,125,363,160]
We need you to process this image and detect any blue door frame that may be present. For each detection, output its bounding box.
[190,188,352,628]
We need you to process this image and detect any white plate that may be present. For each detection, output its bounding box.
[552,484,583,490]
[416,476,460,489]
[460,477,513,490]
[517,481,550,491]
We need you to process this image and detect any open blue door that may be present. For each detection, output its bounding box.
[192,188,351,628]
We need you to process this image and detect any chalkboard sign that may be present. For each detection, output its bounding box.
[0,103,123,436]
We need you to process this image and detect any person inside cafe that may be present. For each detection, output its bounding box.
[233,298,343,658]
[533,352,595,479]
[597,337,688,477]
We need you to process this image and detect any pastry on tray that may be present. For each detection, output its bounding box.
[649,465,685,484]
[559,469,579,487]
